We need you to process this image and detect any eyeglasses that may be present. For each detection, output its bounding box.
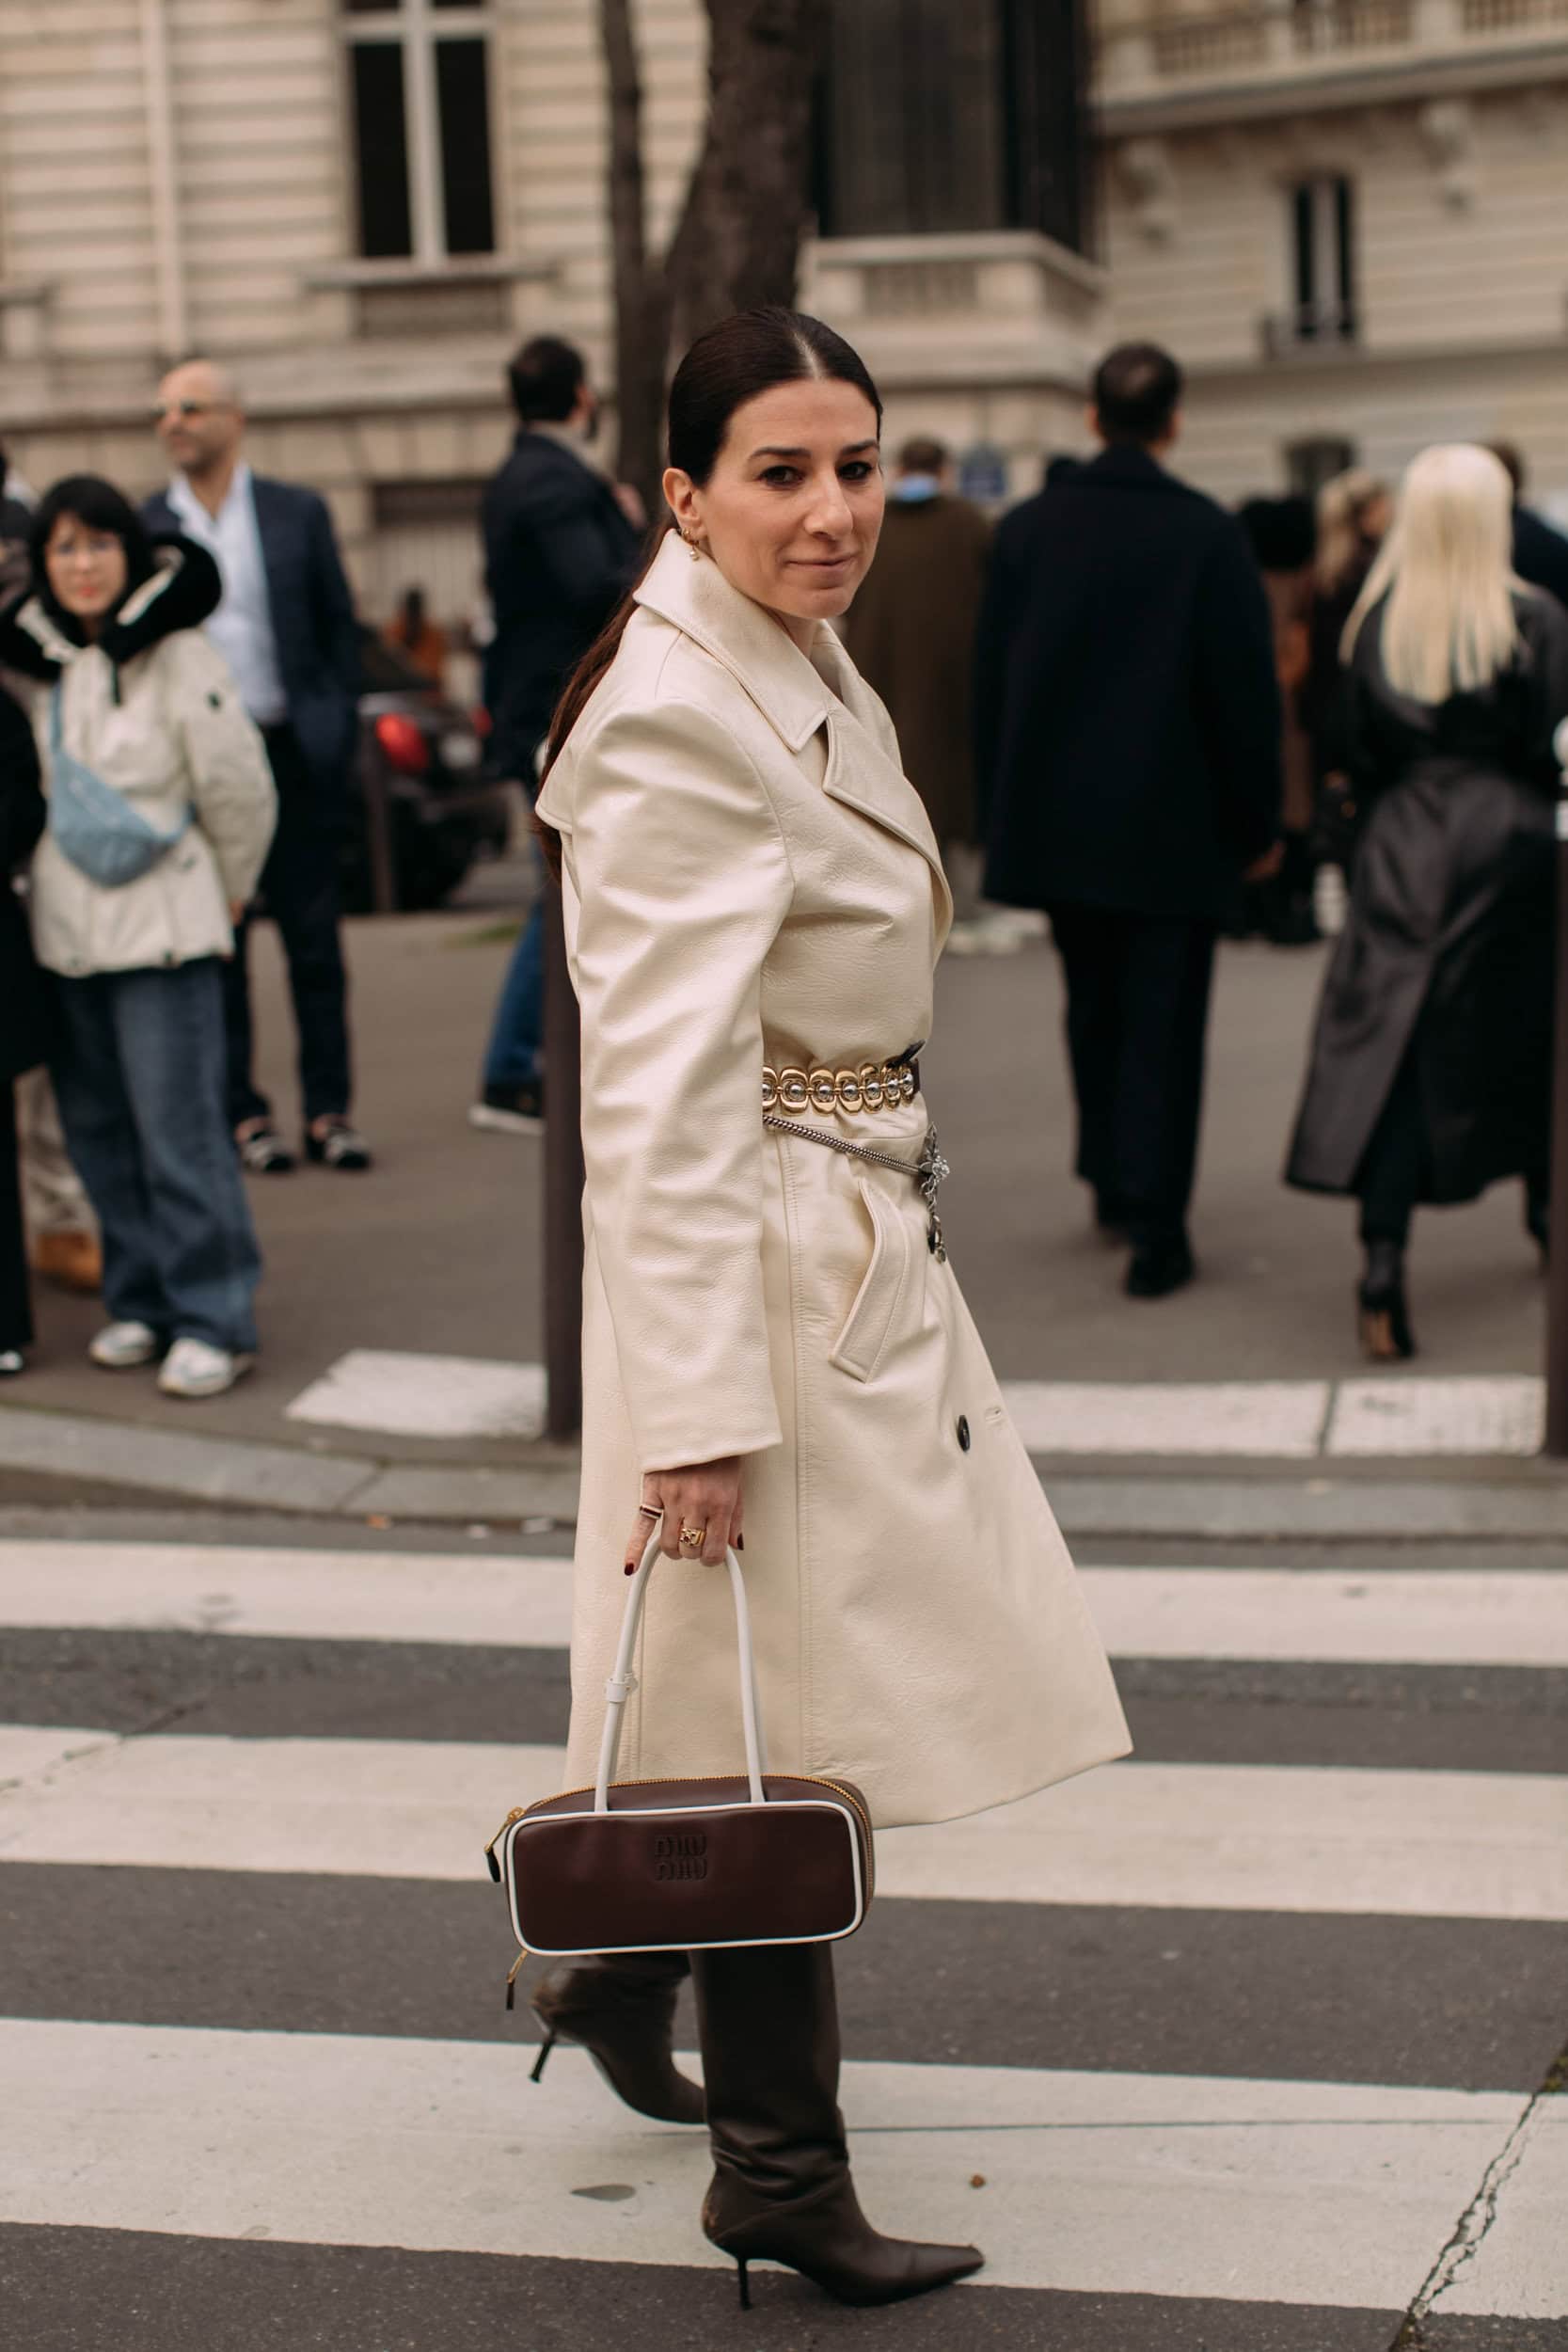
[154,400,217,421]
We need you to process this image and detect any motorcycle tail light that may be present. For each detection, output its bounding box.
[374,713,431,774]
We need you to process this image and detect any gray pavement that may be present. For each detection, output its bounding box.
[3,880,1560,1523]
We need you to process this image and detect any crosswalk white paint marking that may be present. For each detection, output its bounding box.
[1327,1376,1544,1457]
[0,2021,1540,2313]
[0,1542,577,1650]
[1001,1380,1331,1457]
[8,1543,1568,1669]
[1084,1565,1568,1667]
[285,1351,547,1439]
[279,1354,1552,1456]
[4,1733,1565,1920]
[1433,2101,1568,2319]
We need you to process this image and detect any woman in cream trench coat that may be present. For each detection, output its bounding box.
[530,310,1129,2313]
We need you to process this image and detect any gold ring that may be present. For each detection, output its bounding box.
[679,1521,706,1549]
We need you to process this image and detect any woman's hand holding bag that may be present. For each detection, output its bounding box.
[625,1454,744,1573]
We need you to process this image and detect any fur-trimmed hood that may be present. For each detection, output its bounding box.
[0,532,222,686]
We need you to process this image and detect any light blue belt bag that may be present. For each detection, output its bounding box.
[47,680,192,889]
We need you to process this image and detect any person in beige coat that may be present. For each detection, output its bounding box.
[0,477,276,1399]
[530,310,1129,2312]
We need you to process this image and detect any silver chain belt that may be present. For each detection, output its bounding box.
[763,1112,951,1263]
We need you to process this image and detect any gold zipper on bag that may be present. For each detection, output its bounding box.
[486,1773,874,1864]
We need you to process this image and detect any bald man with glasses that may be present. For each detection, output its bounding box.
[145,360,370,1175]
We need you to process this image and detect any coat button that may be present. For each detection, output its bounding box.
[956,1415,971,1452]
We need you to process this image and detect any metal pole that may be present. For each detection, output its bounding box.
[542,875,584,1439]
[361,761,400,917]
[1544,724,1568,1454]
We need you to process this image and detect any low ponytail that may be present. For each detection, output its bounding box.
[534,307,882,879]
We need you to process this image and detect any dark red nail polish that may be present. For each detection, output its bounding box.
[736,1535,745,1550]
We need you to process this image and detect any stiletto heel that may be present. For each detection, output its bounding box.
[736,2257,751,2311]
[530,2029,558,2085]
[528,1955,705,2123]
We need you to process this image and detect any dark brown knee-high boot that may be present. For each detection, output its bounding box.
[691,1941,983,2308]
[531,1951,705,2124]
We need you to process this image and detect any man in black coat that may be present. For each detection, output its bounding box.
[146,360,368,1175]
[1490,443,1568,613]
[470,338,642,1133]
[977,343,1282,1296]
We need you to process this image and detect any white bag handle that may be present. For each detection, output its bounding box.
[594,1529,768,1811]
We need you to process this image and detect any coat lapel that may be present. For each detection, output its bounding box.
[635,534,951,916]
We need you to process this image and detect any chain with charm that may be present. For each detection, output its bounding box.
[763,1114,951,1263]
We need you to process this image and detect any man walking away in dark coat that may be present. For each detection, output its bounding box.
[977,342,1282,1298]
[1490,443,1568,612]
[146,361,369,1175]
[470,337,642,1135]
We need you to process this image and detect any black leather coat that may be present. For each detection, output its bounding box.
[0,681,48,1084]
[1287,591,1568,1202]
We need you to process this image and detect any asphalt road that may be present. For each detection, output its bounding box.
[0,1502,1563,2349]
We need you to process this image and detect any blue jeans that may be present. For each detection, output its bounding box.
[482,863,545,1089]
[52,959,262,1352]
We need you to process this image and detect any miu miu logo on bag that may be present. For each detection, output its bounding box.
[651,1830,708,1882]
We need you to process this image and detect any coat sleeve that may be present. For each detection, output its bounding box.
[304,492,362,708]
[170,638,278,903]
[549,691,794,1472]
[1192,518,1284,863]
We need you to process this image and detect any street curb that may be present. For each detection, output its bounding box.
[3,1402,1566,1540]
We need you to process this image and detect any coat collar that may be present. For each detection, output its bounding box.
[0,536,221,680]
[1079,444,1183,495]
[634,534,951,925]
[634,532,832,754]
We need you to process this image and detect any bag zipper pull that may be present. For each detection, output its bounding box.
[505,1948,531,2011]
[484,1806,527,1881]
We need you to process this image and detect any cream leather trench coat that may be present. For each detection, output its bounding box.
[536,533,1129,1830]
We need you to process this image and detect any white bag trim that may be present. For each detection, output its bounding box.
[595,1532,767,1808]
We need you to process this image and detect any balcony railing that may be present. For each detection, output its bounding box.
[1100,0,1568,92]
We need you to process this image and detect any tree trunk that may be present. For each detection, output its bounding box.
[600,0,671,516]
[666,0,829,355]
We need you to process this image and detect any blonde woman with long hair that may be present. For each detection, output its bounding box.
[1287,443,1568,1357]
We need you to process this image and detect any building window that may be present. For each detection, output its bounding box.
[816,0,1091,255]
[1287,437,1356,498]
[1287,175,1355,344]
[341,0,496,262]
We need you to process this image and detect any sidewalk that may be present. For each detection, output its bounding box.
[4,885,1560,1530]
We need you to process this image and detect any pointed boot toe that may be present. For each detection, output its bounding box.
[705,2170,984,2308]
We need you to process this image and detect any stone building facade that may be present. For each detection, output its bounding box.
[1095,0,1568,508]
[1,0,1564,625]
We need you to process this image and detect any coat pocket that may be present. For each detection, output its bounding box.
[829,1175,915,1383]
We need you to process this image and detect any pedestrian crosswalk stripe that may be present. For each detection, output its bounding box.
[4,1730,1565,1920]
[0,2020,1552,2315]
[278,1353,1553,1456]
[6,1542,1568,1668]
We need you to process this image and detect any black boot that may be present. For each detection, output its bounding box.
[692,1942,983,2309]
[1357,1238,1415,1360]
[530,1951,705,2124]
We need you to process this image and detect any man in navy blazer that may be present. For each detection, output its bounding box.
[145,360,370,1174]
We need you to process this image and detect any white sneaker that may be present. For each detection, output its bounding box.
[89,1320,160,1370]
[157,1338,255,1400]
[0,1349,24,1376]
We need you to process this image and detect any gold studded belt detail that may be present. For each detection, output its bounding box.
[761,1058,920,1116]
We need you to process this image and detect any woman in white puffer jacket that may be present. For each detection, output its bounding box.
[0,476,276,1399]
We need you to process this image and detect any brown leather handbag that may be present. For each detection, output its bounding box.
[486,1534,874,1992]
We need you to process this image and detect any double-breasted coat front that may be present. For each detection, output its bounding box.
[536,533,1129,1831]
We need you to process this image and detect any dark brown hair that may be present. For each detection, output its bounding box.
[535,307,882,872]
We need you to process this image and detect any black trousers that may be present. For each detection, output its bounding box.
[224,725,352,1130]
[0,1079,33,1351]
[1047,904,1217,1242]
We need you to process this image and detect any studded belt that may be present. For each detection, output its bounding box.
[761,1050,922,1117]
